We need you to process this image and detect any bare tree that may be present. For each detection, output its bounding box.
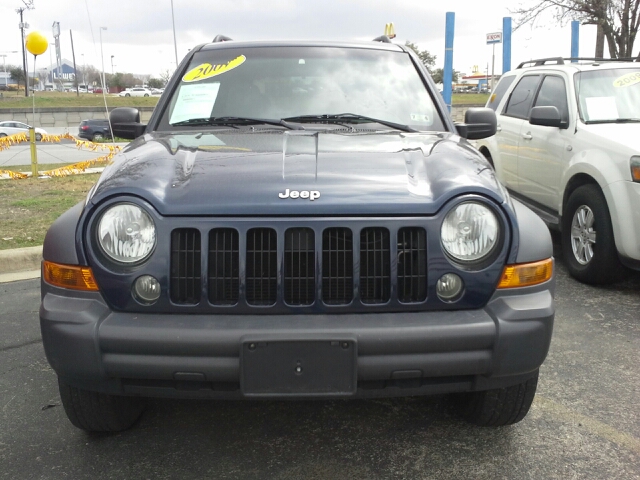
[159,69,173,86]
[512,0,640,59]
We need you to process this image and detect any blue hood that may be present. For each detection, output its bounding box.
[89,130,505,216]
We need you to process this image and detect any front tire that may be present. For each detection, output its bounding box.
[58,378,146,432]
[35,133,42,141]
[453,371,538,426]
[92,133,104,142]
[562,184,625,284]
[125,93,130,97]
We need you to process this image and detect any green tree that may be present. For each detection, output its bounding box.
[147,77,164,88]
[8,66,26,90]
[431,68,460,84]
[512,0,640,59]
[404,41,436,73]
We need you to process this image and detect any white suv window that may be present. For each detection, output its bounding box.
[487,74,516,111]
[533,75,569,124]
[503,75,541,119]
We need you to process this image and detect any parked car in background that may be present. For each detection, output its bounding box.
[0,121,47,141]
[150,88,164,96]
[78,119,112,141]
[119,87,152,97]
[475,57,640,284]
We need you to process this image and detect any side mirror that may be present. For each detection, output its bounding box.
[529,106,563,128]
[456,107,497,140]
[109,107,146,140]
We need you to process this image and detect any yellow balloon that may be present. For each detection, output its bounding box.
[26,31,48,56]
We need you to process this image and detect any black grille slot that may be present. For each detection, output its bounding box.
[360,228,390,304]
[246,228,277,306]
[170,229,201,304]
[208,229,239,305]
[322,228,353,305]
[284,228,315,306]
[397,227,427,303]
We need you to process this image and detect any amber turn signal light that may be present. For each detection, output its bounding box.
[43,261,99,291]
[497,258,553,289]
[631,156,640,182]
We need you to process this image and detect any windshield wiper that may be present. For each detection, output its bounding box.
[172,116,304,130]
[283,113,418,133]
[585,118,640,124]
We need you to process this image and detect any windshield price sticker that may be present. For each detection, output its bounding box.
[613,71,640,88]
[183,55,247,83]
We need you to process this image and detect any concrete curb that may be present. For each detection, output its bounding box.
[0,246,42,274]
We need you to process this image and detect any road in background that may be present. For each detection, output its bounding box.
[0,127,128,168]
[0,238,638,479]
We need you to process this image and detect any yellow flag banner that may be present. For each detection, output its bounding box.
[0,132,122,179]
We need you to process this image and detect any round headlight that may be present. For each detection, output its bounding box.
[97,203,156,264]
[441,201,499,263]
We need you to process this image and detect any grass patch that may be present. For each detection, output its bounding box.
[451,93,489,105]
[0,174,99,250]
[0,91,158,109]
[0,90,486,108]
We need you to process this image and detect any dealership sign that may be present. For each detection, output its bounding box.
[486,32,502,44]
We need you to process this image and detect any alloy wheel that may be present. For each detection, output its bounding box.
[570,205,596,265]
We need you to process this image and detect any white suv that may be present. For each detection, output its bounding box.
[475,57,640,284]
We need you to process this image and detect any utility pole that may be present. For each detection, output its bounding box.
[16,1,34,97]
[70,29,79,96]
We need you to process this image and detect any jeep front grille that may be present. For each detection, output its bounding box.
[397,227,427,303]
[322,228,354,305]
[284,228,315,306]
[169,223,429,309]
[246,228,277,306]
[360,227,390,304]
[170,228,201,304]
[208,228,239,305]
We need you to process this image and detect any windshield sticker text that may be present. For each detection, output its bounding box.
[182,55,247,83]
[613,72,640,88]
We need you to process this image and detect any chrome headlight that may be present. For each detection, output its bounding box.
[97,203,156,264]
[441,201,500,263]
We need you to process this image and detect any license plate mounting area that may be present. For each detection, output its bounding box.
[241,339,357,397]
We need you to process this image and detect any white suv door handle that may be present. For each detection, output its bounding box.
[496,124,502,132]
[522,132,533,140]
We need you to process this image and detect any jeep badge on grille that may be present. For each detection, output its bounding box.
[278,189,320,201]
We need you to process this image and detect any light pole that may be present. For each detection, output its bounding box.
[99,26,107,91]
[171,0,179,68]
[48,43,54,85]
[110,55,114,75]
[81,53,87,89]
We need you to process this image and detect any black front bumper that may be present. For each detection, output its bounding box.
[40,280,554,399]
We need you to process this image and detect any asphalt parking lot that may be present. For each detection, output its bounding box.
[1,235,638,479]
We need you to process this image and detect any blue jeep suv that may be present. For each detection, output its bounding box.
[40,36,555,431]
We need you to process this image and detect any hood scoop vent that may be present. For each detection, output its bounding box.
[282,131,319,181]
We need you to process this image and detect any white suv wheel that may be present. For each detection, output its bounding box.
[570,205,596,265]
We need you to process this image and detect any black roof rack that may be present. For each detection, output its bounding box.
[212,35,233,43]
[372,35,392,43]
[517,57,638,68]
[516,57,565,69]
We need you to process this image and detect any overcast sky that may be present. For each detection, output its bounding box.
[0,0,599,80]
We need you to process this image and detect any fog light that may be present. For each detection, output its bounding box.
[436,273,464,302]
[133,275,161,304]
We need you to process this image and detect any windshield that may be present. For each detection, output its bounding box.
[159,46,445,131]
[575,68,640,123]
